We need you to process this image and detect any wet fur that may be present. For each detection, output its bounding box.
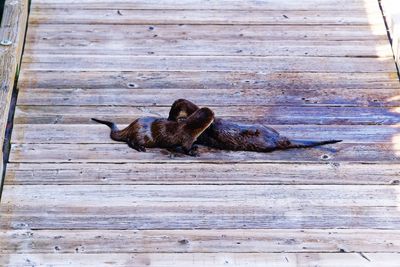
[168,99,342,152]
[92,107,214,156]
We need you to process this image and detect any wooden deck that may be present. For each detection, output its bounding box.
[1,0,400,266]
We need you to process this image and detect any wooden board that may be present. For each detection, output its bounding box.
[21,55,396,72]
[8,142,400,163]
[22,23,393,57]
[1,184,400,230]
[15,87,400,107]
[28,9,385,26]
[13,106,400,125]
[25,24,389,42]
[5,162,400,185]
[1,253,400,267]
[17,71,400,90]
[1,229,400,253]
[30,0,381,11]
[23,40,394,57]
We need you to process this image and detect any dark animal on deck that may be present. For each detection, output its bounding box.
[92,107,214,156]
[168,99,342,152]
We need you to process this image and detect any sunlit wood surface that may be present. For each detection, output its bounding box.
[1,0,400,266]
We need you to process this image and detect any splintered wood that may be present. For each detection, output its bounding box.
[1,0,400,266]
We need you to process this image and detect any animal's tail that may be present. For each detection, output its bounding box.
[91,118,127,142]
[287,139,342,149]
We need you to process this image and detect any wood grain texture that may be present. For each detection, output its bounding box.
[28,9,385,26]
[26,24,389,42]
[21,55,396,72]
[30,0,380,11]
[16,87,400,107]
[22,23,390,57]
[23,40,393,58]
[1,229,400,253]
[13,106,400,125]
[0,0,28,187]
[1,184,400,230]
[7,143,400,163]
[1,253,400,267]
[18,71,400,90]
[5,162,400,185]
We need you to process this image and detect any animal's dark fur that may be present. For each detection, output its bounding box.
[168,99,342,152]
[92,107,214,156]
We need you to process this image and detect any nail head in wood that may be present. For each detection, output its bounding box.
[0,40,13,46]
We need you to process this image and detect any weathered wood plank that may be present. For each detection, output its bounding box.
[8,143,400,163]
[23,40,393,57]
[30,0,380,11]
[15,88,400,107]
[1,185,400,229]
[18,71,400,90]
[0,0,29,191]
[26,24,389,42]
[13,106,400,125]
[5,162,400,185]
[28,9,385,26]
[1,229,400,253]
[3,184,397,206]
[1,253,400,267]
[21,55,395,72]
[10,124,399,144]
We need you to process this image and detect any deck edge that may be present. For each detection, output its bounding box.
[0,0,29,199]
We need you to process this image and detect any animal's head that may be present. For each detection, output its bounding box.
[184,107,215,138]
[168,99,200,122]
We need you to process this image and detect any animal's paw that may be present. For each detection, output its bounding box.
[187,149,200,157]
[137,145,146,152]
[187,145,200,157]
[128,142,146,152]
[171,145,199,157]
